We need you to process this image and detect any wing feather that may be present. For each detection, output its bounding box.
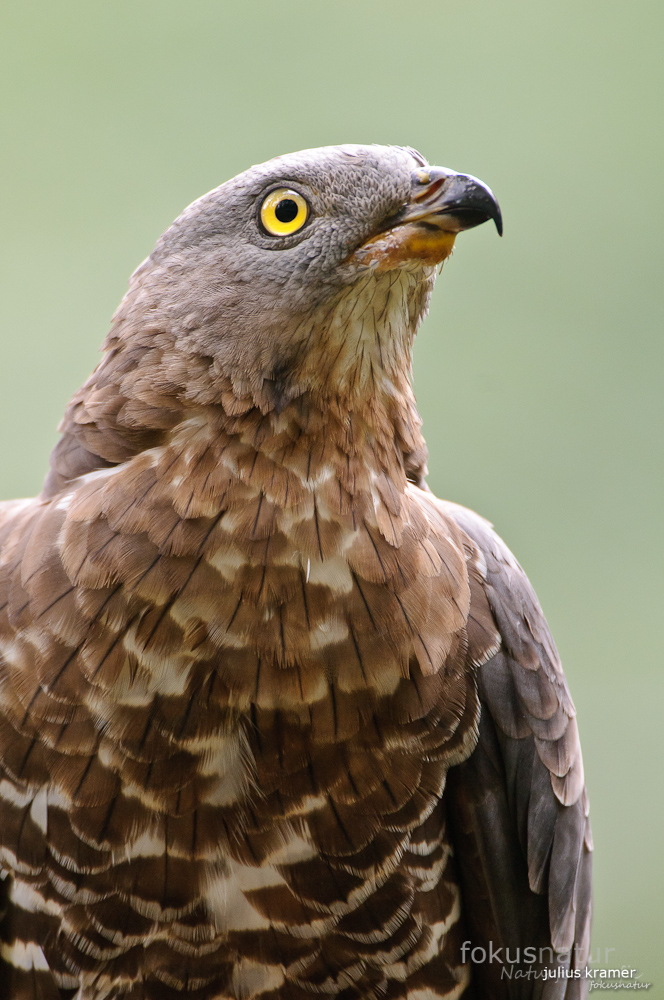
[443,502,592,1000]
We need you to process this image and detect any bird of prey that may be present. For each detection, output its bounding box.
[0,144,591,1000]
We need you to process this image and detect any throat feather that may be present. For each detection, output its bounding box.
[295,266,435,402]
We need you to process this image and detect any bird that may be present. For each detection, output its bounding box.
[0,144,592,1000]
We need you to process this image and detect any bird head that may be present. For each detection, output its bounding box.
[113,144,501,410]
[46,146,500,496]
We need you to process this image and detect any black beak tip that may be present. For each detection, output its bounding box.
[475,182,502,237]
[494,207,503,237]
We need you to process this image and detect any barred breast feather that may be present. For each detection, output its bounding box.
[0,389,500,999]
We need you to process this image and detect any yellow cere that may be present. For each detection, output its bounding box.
[260,188,309,236]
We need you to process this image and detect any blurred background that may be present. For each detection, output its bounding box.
[1,0,662,986]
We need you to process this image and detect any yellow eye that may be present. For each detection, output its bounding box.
[260,188,309,236]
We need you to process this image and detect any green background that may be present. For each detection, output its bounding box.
[1,0,662,986]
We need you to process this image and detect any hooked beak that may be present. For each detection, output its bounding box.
[406,166,502,236]
[353,166,502,270]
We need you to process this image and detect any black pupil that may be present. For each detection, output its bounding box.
[275,198,299,224]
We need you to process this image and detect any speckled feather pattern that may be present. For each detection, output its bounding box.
[0,144,591,1000]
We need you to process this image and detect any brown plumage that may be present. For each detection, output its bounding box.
[0,144,591,999]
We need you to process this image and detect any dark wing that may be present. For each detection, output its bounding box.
[444,502,592,1000]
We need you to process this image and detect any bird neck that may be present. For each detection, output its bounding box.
[43,327,429,501]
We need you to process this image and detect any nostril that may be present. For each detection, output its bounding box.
[411,176,448,204]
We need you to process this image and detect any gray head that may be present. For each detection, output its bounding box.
[115,144,501,404]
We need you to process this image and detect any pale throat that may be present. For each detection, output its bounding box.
[296,264,437,404]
